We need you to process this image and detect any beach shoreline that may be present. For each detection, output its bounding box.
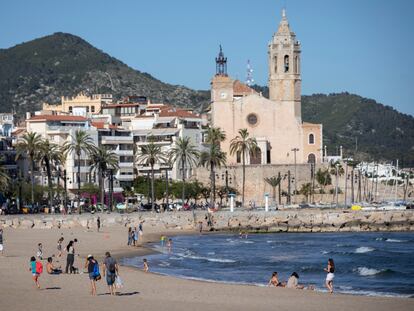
[0,224,412,311]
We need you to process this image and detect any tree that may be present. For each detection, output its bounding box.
[16,132,42,206]
[199,127,226,208]
[136,141,167,212]
[90,146,119,209]
[299,183,313,203]
[0,155,10,192]
[38,139,61,209]
[199,144,226,208]
[264,175,282,204]
[169,137,199,205]
[230,129,258,209]
[63,130,95,213]
[329,161,345,205]
[316,168,332,202]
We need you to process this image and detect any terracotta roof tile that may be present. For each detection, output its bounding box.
[27,115,87,122]
[233,80,257,96]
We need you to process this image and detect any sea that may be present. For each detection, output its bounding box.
[121,232,414,298]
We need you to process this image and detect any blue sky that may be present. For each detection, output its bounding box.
[1,0,413,115]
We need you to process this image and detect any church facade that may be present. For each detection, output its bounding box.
[210,10,322,165]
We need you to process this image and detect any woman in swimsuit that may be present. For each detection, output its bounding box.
[324,258,335,293]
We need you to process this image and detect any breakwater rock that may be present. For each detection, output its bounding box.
[1,209,413,232]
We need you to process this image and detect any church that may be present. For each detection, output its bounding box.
[210,10,322,165]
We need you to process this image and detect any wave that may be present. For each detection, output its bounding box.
[355,267,394,276]
[186,255,236,263]
[385,238,405,243]
[355,246,375,253]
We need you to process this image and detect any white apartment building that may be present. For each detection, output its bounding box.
[25,115,99,192]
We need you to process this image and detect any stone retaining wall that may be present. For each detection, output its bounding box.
[1,210,413,233]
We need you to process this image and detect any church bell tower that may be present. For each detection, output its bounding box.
[268,9,302,120]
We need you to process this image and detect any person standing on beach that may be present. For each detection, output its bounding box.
[324,258,335,293]
[97,217,101,232]
[198,221,203,234]
[133,227,138,245]
[57,237,64,258]
[65,240,75,274]
[127,227,132,246]
[139,222,143,238]
[85,255,99,296]
[103,252,119,295]
[29,256,42,289]
[0,228,4,255]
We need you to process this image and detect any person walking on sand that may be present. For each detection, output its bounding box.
[29,256,42,289]
[57,237,64,258]
[0,228,4,255]
[103,252,119,295]
[143,258,149,272]
[324,258,335,293]
[85,255,100,296]
[97,217,101,232]
[65,240,75,274]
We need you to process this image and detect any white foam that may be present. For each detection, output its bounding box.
[386,238,404,243]
[355,246,375,253]
[321,250,329,254]
[356,267,382,276]
[187,255,236,263]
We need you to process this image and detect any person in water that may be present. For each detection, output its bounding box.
[268,272,283,287]
[167,238,173,252]
[143,258,149,272]
[324,258,335,293]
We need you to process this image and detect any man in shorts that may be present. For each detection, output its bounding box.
[103,252,119,295]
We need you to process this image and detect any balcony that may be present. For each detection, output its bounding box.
[119,162,133,168]
[101,136,132,144]
[47,126,87,133]
[115,174,134,181]
[116,150,133,156]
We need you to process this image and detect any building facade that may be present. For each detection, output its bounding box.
[210,10,323,166]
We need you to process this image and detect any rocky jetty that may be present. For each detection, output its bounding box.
[1,209,413,232]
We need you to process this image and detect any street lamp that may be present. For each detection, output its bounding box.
[291,148,299,203]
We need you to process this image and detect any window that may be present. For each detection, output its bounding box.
[266,150,271,164]
[250,148,262,165]
[68,106,73,113]
[86,106,89,113]
[308,133,315,144]
[247,113,258,126]
[273,56,277,73]
[284,55,289,72]
[236,151,241,163]
[295,56,299,73]
[91,106,95,113]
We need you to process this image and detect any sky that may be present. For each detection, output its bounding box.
[1,0,413,115]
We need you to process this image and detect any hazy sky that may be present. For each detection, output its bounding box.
[1,0,413,115]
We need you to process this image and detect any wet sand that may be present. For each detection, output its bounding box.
[0,225,412,311]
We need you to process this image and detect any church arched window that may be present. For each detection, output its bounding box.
[307,153,316,164]
[308,133,315,144]
[274,56,277,73]
[284,55,289,72]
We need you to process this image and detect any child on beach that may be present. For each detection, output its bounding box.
[57,237,64,258]
[36,243,43,260]
[143,258,149,272]
[127,227,132,246]
[324,258,335,293]
[29,256,42,289]
[167,238,173,253]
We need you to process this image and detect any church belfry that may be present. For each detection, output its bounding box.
[215,45,227,76]
[268,9,302,120]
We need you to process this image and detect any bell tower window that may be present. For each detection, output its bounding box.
[274,56,277,73]
[308,133,315,145]
[284,55,289,72]
[295,56,299,73]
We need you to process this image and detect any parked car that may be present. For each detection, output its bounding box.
[141,203,160,212]
[4,202,20,215]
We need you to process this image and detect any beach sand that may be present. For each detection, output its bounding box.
[0,225,412,311]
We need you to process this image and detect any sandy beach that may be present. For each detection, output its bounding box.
[0,224,412,311]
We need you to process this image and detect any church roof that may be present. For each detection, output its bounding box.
[233,80,258,96]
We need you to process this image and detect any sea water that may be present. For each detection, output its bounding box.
[121,232,414,298]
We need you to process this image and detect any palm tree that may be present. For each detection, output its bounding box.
[299,183,313,203]
[38,139,62,209]
[199,144,227,208]
[264,175,282,204]
[90,147,119,210]
[16,132,42,206]
[229,129,258,209]
[63,130,95,213]
[136,141,167,212]
[316,168,332,202]
[169,137,200,205]
[329,161,345,205]
[0,155,10,192]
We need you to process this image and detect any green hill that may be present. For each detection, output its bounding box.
[0,32,210,117]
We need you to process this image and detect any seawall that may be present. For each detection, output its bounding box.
[1,209,413,232]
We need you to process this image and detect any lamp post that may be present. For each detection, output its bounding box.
[63,169,68,213]
[291,148,299,203]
